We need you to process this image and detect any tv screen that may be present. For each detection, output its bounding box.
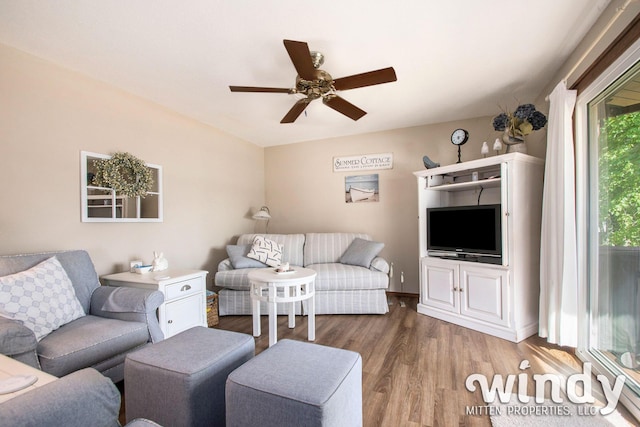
[427,204,501,256]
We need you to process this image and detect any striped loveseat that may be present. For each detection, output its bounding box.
[215,233,390,315]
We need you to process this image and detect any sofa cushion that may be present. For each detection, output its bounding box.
[216,263,389,293]
[340,238,385,268]
[247,236,283,267]
[308,263,389,291]
[227,245,268,269]
[0,256,85,341]
[237,234,305,266]
[37,314,149,377]
[303,233,371,266]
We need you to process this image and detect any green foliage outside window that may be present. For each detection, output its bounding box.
[599,111,640,246]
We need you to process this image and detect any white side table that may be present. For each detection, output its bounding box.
[248,267,316,347]
[102,269,208,338]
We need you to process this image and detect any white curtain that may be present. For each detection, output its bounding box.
[539,80,578,347]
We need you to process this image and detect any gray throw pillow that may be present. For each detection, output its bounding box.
[226,245,268,269]
[340,238,384,268]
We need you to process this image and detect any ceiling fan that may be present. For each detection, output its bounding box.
[229,39,397,123]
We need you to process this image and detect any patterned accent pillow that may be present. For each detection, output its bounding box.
[0,256,85,341]
[247,236,283,267]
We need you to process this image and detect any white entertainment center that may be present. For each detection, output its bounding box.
[414,153,544,342]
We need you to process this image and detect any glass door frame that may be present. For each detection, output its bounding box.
[575,35,640,421]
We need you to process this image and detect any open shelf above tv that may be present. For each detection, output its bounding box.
[427,177,501,192]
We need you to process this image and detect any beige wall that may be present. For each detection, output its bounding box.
[0,40,552,296]
[0,43,265,283]
[0,1,632,297]
[264,117,547,293]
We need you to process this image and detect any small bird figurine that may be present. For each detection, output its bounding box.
[481,141,489,157]
[422,155,440,169]
[493,138,503,155]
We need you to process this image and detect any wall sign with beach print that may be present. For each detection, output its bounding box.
[345,174,379,203]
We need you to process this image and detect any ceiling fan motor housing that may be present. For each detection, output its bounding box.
[295,70,334,99]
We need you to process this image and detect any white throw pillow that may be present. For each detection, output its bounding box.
[0,256,85,341]
[247,236,283,267]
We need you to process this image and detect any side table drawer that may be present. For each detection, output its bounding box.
[165,277,204,300]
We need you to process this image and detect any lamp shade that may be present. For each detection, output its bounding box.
[252,206,271,220]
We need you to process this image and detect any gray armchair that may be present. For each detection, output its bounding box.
[0,250,164,382]
[0,367,161,427]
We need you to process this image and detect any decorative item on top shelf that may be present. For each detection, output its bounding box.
[451,128,469,163]
[422,155,440,169]
[92,152,153,198]
[152,251,168,272]
[493,138,503,155]
[481,141,489,157]
[492,104,547,154]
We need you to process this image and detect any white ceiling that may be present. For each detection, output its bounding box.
[0,0,611,147]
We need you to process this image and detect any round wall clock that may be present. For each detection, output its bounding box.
[451,128,469,163]
[451,128,469,146]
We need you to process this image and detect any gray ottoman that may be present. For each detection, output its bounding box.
[125,326,255,427]
[226,339,362,427]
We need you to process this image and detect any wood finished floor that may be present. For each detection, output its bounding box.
[119,294,637,426]
[214,294,637,427]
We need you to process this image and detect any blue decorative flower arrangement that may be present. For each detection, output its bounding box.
[492,104,547,139]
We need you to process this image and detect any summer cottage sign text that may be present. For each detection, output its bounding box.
[333,153,393,172]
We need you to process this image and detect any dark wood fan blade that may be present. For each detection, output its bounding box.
[229,86,292,93]
[333,67,397,91]
[281,98,311,123]
[323,96,366,121]
[283,40,316,81]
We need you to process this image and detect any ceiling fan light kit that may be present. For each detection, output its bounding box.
[229,39,397,123]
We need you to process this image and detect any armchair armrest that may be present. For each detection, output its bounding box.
[90,286,165,343]
[0,368,121,427]
[370,256,390,274]
[0,317,39,368]
[217,258,233,272]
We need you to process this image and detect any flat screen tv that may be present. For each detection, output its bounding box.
[427,204,502,260]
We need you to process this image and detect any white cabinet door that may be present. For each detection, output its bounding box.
[164,293,205,337]
[421,259,458,313]
[459,265,508,326]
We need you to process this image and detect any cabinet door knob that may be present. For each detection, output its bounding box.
[168,320,173,324]
[181,284,192,292]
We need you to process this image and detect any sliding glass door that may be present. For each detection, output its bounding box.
[576,38,640,419]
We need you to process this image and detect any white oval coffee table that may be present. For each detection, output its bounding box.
[248,267,316,347]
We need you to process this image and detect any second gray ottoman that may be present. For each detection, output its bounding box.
[125,326,254,427]
[226,339,362,427]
